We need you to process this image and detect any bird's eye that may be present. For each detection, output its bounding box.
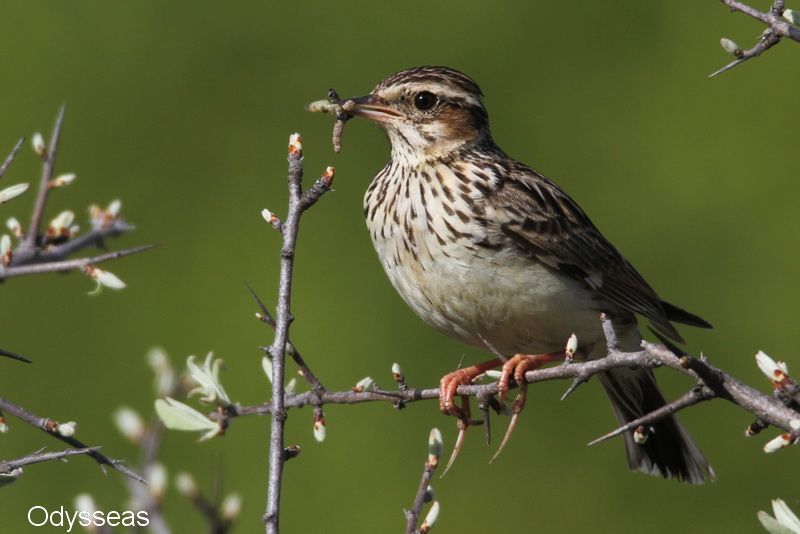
[413,91,437,111]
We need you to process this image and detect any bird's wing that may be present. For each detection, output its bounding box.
[486,161,685,342]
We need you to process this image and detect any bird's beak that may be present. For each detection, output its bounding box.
[341,94,401,123]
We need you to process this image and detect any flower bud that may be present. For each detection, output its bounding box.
[57,421,77,437]
[31,132,46,157]
[113,407,146,443]
[428,428,443,467]
[0,183,29,204]
[221,493,242,521]
[720,37,740,55]
[175,472,198,497]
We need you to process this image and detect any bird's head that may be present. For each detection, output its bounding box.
[343,66,491,162]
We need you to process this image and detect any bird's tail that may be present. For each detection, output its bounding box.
[598,367,714,484]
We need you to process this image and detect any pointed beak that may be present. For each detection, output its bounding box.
[341,94,401,123]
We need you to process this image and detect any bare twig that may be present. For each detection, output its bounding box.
[24,105,65,251]
[263,135,334,534]
[712,0,800,76]
[0,396,145,483]
[0,243,156,279]
[0,446,100,473]
[0,138,24,180]
[405,429,441,534]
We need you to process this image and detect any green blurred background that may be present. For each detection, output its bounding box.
[1,1,798,532]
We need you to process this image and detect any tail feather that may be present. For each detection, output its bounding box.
[661,300,713,330]
[598,367,714,484]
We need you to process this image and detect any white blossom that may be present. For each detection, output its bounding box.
[57,421,77,437]
[186,353,231,406]
[154,397,222,442]
[758,499,800,534]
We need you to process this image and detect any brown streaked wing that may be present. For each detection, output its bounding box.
[489,162,684,342]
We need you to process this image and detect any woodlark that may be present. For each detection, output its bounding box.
[342,66,713,483]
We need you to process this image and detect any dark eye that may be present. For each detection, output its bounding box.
[413,91,437,111]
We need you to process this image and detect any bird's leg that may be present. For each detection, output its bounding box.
[491,351,566,462]
[439,358,503,417]
[438,358,502,476]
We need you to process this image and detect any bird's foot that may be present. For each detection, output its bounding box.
[438,358,503,475]
[491,351,565,462]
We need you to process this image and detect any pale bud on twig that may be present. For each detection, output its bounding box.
[755,351,790,386]
[6,217,22,238]
[321,166,336,187]
[288,133,303,157]
[31,132,46,157]
[113,406,146,443]
[147,463,168,501]
[221,493,243,521]
[720,37,741,55]
[83,265,126,295]
[763,432,798,453]
[261,208,282,230]
[484,369,502,379]
[784,9,800,26]
[107,199,121,217]
[633,425,649,445]
[428,427,443,468]
[47,210,75,238]
[391,362,403,380]
[352,376,376,393]
[0,234,12,267]
[420,501,440,533]
[313,415,326,443]
[0,468,23,487]
[48,173,77,189]
[565,333,578,362]
[0,183,29,204]
[57,421,77,437]
[175,472,198,497]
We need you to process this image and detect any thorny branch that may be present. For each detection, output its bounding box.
[0,396,145,483]
[1,243,156,279]
[0,447,100,474]
[262,135,334,534]
[0,107,153,282]
[221,314,800,454]
[712,0,800,76]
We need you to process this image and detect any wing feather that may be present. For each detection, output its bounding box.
[489,162,685,342]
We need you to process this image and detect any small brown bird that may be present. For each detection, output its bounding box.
[343,66,713,483]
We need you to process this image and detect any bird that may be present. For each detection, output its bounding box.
[339,65,714,483]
